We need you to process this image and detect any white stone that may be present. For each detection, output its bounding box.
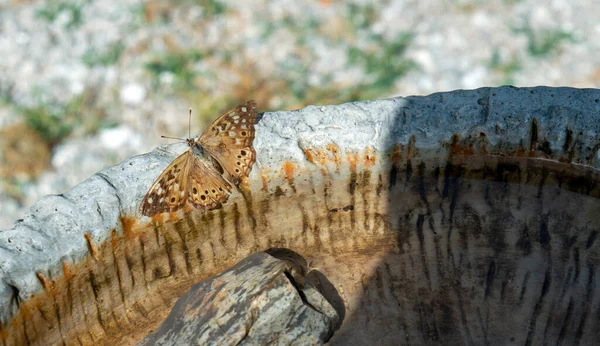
[100,126,142,150]
[120,83,146,105]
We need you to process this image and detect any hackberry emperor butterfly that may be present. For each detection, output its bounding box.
[140,100,257,216]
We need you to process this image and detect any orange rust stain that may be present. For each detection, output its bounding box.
[120,216,137,240]
[515,144,528,157]
[283,161,295,187]
[183,204,194,214]
[407,135,417,160]
[110,229,119,249]
[449,134,474,156]
[1,207,252,346]
[35,272,52,292]
[304,148,329,176]
[304,148,316,165]
[62,261,73,281]
[261,170,269,192]
[84,233,99,261]
[151,213,165,224]
[347,152,358,173]
[327,144,342,172]
[364,148,376,168]
[316,150,327,165]
[167,211,180,222]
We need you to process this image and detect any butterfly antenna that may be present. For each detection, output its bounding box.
[161,135,186,141]
[188,108,192,139]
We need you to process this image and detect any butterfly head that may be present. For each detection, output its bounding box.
[185,138,195,148]
[161,109,197,149]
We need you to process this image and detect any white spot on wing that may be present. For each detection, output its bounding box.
[241,107,247,112]
[148,197,153,203]
[229,131,236,136]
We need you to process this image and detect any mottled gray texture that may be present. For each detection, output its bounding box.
[139,252,338,345]
[0,86,599,326]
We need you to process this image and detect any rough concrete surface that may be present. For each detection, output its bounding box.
[0,86,599,345]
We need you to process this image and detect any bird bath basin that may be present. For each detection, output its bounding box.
[0,86,599,345]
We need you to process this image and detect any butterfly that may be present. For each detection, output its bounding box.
[140,100,258,216]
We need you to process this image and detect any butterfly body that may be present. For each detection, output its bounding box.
[140,101,258,216]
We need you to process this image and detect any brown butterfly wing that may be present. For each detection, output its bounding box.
[198,100,258,185]
[140,151,192,216]
[186,153,233,209]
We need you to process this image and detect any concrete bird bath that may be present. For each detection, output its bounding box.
[0,86,599,345]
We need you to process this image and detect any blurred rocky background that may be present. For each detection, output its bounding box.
[0,0,598,228]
